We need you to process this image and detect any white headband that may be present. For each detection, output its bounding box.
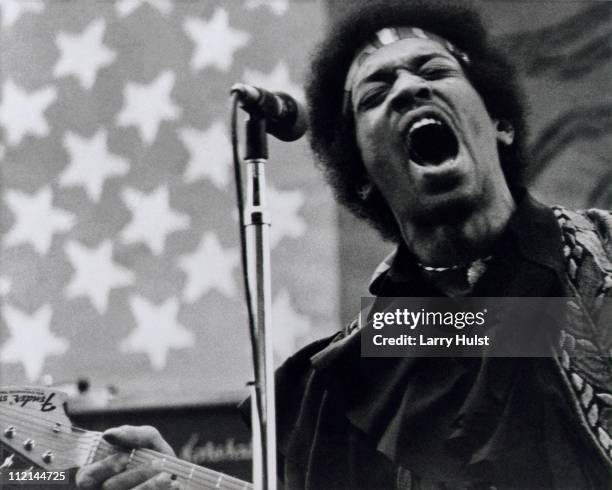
[342,27,470,114]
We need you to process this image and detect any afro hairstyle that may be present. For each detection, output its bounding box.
[305,0,529,242]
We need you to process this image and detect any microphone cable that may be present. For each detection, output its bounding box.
[230,92,264,423]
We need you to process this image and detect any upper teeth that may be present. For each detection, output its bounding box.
[409,117,442,134]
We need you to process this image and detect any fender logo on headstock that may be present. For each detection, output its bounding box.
[0,387,65,413]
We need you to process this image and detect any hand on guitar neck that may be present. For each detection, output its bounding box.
[1,387,254,489]
[75,425,178,489]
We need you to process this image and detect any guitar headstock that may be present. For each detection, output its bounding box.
[0,386,95,472]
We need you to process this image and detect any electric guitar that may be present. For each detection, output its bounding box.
[0,387,253,489]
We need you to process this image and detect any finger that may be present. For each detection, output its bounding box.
[103,425,175,455]
[75,453,130,489]
[132,471,182,490]
[98,463,165,490]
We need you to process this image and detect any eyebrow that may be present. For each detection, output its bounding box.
[355,52,456,90]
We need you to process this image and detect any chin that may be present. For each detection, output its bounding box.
[411,191,480,227]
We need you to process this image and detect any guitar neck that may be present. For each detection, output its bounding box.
[91,437,253,490]
[0,389,252,490]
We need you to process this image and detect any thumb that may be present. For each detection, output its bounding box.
[103,425,175,456]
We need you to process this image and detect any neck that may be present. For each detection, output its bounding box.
[402,194,516,268]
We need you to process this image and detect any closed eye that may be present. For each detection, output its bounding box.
[353,55,461,112]
[356,85,389,111]
[419,60,460,80]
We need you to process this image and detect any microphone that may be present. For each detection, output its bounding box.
[230,83,308,142]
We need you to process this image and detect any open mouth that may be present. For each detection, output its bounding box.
[406,117,459,166]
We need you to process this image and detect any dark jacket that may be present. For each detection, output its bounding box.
[272,204,612,489]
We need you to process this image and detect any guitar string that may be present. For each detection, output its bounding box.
[0,412,100,469]
[0,424,93,470]
[0,412,252,490]
[0,407,253,490]
[0,414,251,490]
[0,406,252,489]
[0,403,249,480]
[95,444,253,490]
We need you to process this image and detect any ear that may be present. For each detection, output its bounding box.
[494,119,514,146]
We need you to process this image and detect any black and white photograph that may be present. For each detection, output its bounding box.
[0,0,610,488]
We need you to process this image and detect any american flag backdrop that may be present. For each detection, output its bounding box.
[2,0,610,412]
[0,0,340,409]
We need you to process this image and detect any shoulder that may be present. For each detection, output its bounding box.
[238,335,338,432]
[276,334,339,387]
[275,332,347,413]
[276,315,361,383]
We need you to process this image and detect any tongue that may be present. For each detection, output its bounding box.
[408,123,459,166]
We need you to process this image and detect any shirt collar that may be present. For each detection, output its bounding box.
[368,191,565,295]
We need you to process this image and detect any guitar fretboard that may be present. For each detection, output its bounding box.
[0,402,253,490]
[91,438,253,490]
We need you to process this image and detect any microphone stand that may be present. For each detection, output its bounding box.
[243,115,277,490]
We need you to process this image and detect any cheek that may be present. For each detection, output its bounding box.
[467,112,490,142]
[465,96,497,142]
[354,120,380,171]
[355,108,395,150]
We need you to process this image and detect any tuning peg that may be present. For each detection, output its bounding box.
[23,439,35,451]
[42,451,54,464]
[3,426,15,438]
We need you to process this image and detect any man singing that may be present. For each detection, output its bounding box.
[76,1,612,488]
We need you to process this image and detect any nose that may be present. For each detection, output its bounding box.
[389,71,431,113]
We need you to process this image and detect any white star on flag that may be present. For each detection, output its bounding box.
[183,8,250,72]
[60,129,130,202]
[245,0,289,16]
[115,0,173,17]
[179,232,239,302]
[272,290,311,362]
[64,240,134,314]
[0,304,69,381]
[0,0,44,28]
[120,295,194,370]
[116,70,181,145]
[0,80,57,146]
[0,0,335,409]
[3,186,75,255]
[243,61,304,101]
[120,186,190,255]
[178,121,232,188]
[53,18,116,90]
[268,185,306,248]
